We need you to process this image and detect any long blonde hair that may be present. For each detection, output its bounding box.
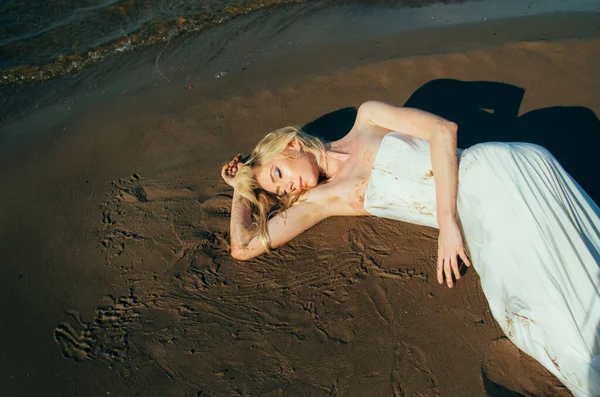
[234,126,327,251]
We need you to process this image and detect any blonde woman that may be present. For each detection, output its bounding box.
[221,101,600,397]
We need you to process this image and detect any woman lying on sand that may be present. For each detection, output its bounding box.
[221,101,600,396]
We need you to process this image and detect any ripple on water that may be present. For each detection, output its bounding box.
[0,0,314,85]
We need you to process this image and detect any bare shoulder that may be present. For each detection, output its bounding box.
[355,100,395,125]
[342,102,389,147]
[346,101,395,141]
[330,101,390,144]
[353,100,456,142]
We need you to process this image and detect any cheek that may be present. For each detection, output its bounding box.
[284,158,303,177]
[307,161,320,185]
[284,156,316,183]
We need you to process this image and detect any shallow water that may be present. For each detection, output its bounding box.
[0,0,305,81]
[0,0,480,84]
[0,0,311,69]
[2,0,600,86]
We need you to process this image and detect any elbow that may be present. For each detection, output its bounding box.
[442,119,458,136]
[230,244,260,261]
[231,246,250,261]
[432,118,457,143]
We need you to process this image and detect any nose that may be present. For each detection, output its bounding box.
[285,180,295,194]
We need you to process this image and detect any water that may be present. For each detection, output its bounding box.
[3,0,600,85]
[0,0,316,83]
[0,0,475,85]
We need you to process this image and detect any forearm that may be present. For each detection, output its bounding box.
[357,101,460,224]
[229,190,255,250]
[228,190,325,261]
[430,120,459,226]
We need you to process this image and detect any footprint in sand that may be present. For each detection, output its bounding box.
[391,341,439,397]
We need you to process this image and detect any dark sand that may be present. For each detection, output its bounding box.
[1,2,599,396]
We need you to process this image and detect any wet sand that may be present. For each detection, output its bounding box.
[1,3,599,396]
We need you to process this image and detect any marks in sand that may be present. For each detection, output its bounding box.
[98,174,230,275]
[55,173,454,395]
[54,291,143,368]
[391,342,440,397]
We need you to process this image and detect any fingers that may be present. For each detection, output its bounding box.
[444,258,453,288]
[229,153,242,166]
[221,163,230,179]
[459,248,472,267]
[438,251,473,288]
[224,154,242,178]
[450,254,461,282]
[222,156,242,177]
[437,253,463,288]
[221,155,242,187]
[437,254,454,288]
[221,165,234,177]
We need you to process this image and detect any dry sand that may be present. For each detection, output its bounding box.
[1,4,599,397]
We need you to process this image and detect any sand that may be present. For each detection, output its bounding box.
[1,2,599,396]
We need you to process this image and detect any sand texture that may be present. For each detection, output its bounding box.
[1,5,599,397]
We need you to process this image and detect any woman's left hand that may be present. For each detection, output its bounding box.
[437,218,471,288]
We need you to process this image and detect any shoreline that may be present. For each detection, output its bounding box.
[1,3,599,396]
[2,9,599,158]
[2,0,598,85]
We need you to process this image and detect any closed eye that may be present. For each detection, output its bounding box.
[269,166,283,195]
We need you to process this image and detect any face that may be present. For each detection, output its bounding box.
[255,145,320,196]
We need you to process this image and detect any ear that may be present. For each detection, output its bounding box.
[288,138,301,152]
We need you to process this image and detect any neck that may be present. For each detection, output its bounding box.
[321,146,350,180]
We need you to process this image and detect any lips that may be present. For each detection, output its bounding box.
[299,177,305,190]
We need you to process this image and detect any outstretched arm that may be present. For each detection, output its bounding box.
[355,101,472,287]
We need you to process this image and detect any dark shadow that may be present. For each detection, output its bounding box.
[404,79,600,203]
[482,372,524,397]
[302,107,357,142]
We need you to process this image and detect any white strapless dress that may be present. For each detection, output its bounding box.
[364,132,600,397]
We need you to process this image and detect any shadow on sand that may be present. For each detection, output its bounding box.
[303,78,600,204]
